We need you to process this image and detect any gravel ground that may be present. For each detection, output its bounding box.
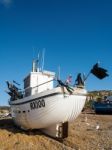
[0,113,112,150]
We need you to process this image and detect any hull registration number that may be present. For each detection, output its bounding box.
[30,99,45,110]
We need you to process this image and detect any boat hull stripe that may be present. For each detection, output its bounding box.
[9,92,87,106]
[9,93,60,106]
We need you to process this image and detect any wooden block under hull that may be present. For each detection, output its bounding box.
[41,122,68,139]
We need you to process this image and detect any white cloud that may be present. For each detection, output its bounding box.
[0,0,13,7]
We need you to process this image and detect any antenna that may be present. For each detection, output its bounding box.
[32,60,37,72]
[42,48,45,72]
[32,47,35,60]
[57,65,60,80]
[32,48,40,72]
[36,52,40,71]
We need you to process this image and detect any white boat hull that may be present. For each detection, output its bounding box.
[10,87,87,130]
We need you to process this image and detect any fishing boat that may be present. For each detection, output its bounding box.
[6,57,87,138]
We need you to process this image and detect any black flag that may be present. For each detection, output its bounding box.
[91,63,109,79]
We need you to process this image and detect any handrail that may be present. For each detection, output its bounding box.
[31,79,55,89]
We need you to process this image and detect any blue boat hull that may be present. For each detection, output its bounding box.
[93,102,112,114]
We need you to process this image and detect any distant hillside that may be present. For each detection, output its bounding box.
[89,90,112,95]
[87,90,112,101]
[0,106,10,111]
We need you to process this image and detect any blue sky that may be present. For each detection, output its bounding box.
[0,0,112,105]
